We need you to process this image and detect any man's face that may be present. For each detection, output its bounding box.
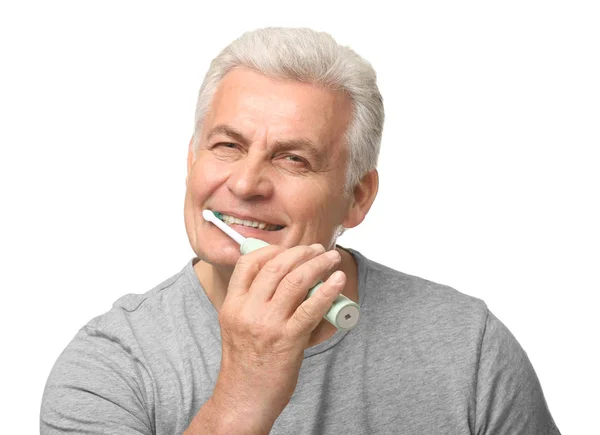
[184,68,354,267]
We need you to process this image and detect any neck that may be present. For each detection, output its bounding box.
[193,246,359,348]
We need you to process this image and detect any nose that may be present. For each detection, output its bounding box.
[226,154,274,199]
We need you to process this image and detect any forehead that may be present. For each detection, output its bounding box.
[204,68,353,150]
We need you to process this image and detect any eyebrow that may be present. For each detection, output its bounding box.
[206,124,249,146]
[206,124,324,166]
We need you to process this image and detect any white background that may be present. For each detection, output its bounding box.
[1,1,598,433]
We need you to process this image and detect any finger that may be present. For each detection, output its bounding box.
[270,249,342,315]
[248,244,326,302]
[227,244,286,298]
[287,270,347,336]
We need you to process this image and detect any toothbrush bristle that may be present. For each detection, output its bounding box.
[203,209,245,245]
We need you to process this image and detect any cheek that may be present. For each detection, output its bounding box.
[189,157,228,196]
[288,182,340,226]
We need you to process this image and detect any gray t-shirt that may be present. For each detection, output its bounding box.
[41,248,560,434]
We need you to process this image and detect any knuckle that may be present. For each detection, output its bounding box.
[317,282,337,300]
[282,273,305,291]
[231,258,259,282]
[262,259,283,275]
[295,303,314,324]
[235,256,255,271]
[270,245,287,256]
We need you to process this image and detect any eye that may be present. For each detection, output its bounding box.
[211,142,242,154]
[275,154,312,173]
[209,142,243,160]
[284,155,305,164]
[215,142,238,149]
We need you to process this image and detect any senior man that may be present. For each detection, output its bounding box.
[41,28,560,434]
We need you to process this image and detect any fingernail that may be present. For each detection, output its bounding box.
[326,250,341,261]
[331,270,345,283]
[311,243,325,252]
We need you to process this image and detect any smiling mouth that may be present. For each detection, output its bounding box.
[214,212,285,231]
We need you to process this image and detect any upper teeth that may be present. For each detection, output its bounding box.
[220,214,281,231]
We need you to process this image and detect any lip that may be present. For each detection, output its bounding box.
[210,209,286,228]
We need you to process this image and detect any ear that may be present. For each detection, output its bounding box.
[186,136,195,185]
[341,169,379,229]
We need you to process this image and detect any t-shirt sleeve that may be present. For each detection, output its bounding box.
[475,310,561,435]
[40,326,154,435]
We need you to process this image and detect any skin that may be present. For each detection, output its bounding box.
[183,67,379,434]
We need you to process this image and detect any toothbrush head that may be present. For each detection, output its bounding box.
[202,209,245,245]
[202,209,215,222]
[202,209,224,222]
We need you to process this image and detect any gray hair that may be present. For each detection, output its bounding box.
[192,27,384,197]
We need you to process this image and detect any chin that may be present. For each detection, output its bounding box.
[196,242,240,267]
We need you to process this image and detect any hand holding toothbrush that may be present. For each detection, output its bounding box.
[184,245,346,434]
[202,210,360,330]
[186,210,355,434]
[209,242,346,432]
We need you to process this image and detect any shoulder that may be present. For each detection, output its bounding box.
[475,311,561,433]
[41,260,207,432]
[40,262,195,434]
[84,260,204,340]
[350,248,489,328]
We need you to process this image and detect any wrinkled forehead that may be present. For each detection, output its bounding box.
[204,68,353,155]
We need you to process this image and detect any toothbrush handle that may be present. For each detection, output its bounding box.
[306,282,360,330]
[241,238,360,330]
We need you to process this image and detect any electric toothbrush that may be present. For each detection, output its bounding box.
[202,209,360,330]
